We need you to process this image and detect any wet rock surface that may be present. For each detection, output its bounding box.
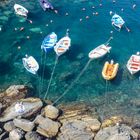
[13,118,35,132]
[0,86,139,140]
[0,98,43,122]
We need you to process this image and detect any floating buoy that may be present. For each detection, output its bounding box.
[17,46,21,49]
[65,13,68,16]
[86,16,89,19]
[20,27,24,31]
[133,4,136,9]
[26,36,30,39]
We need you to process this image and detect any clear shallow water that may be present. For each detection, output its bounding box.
[0,0,140,117]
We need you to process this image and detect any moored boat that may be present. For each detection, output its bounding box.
[102,60,119,80]
[88,44,111,60]
[54,36,71,56]
[39,0,54,11]
[126,52,140,74]
[41,32,57,52]
[14,4,28,17]
[111,14,125,29]
[22,55,39,74]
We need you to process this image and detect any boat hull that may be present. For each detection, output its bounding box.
[14,4,28,17]
[39,0,54,11]
[22,56,39,75]
[88,44,111,60]
[102,61,119,80]
[54,36,71,56]
[126,54,140,75]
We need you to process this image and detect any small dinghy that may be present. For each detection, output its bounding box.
[22,55,39,74]
[88,44,111,60]
[39,0,54,11]
[111,14,125,29]
[14,4,28,17]
[54,36,71,56]
[126,52,140,75]
[102,60,119,80]
[41,32,57,52]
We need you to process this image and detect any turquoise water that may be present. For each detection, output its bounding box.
[1,0,140,117]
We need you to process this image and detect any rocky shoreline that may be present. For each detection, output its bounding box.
[0,85,139,140]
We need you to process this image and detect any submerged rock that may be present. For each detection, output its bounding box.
[57,120,94,140]
[43,105,59,120]
[101,116,124,128]
[29,28,42,33]
[13,118,35,132]
[0,98,43,122]
[94,124,138,140]
[9,128,25,140]
[35,115,61,138]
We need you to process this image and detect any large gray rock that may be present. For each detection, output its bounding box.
[94,124,138,140]
[4,121,16,132]
[81,117,101,132]
[13,118,35,132]
[9,128,25,140]
[35,115,60,138]
[0,98,43,122]
[57,120,94,140]
[0,85,28,110]
[25,131,42,140]
[44,105,59,119]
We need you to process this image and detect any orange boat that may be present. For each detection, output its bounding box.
[102,60,119,80]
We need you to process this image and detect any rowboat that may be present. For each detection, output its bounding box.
[14,4,28,17]
[22,56,39,74]
[54,36,71,56]
[39,0,54,11]
[41,32,57,52]
[88,44,111,60]
[111,14,125,29]
[126,52,140,74]
[102,60,119,80]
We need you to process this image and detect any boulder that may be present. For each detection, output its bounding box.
[101,116,124,128]
[44,105,59,119]
[0,98,43,122]
[9,128,25,140]
[0,85,28,110]
[35,115,60,138]
[94,124,138,140]
[4,121,16,132]
[13,118,35,132]
[25,131,42,140]
[57,120,94,140]
[82,117,101,132]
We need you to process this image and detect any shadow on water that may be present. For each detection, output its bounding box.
[111,67,123,86]
[65,44,85,61]
[0,61,11,75]
[38,64,51,80]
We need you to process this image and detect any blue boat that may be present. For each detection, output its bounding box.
[39,0,54,11]
[111,14,125,29]
[41,32,57,52]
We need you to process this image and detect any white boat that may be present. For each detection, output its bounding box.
[88,44,111,60]
[126,52,140,74]
[22,56,39,74]
[54,36,71,56]
[14,4,28,17]
[111,14,125,29]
